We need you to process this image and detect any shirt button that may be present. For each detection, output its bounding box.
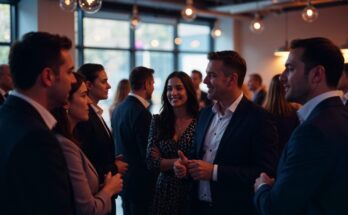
[209,149,212,152]
[214,133,216,135]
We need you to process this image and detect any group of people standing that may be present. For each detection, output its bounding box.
[0,31,348,215]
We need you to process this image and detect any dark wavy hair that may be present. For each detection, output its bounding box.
[52,72,86,145]
[158,71,199,139]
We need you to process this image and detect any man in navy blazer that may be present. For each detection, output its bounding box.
[254,38,348,214]
[0,32,76,214]
[111,66,157,215]
[175,51,278,215]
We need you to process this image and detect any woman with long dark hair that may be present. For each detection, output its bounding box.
[146,71,199,215]
[264,74,300,155]
[52,73,123,215]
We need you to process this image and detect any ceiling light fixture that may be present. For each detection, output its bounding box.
[211,19,222,38]
[181,0,197,22]
[130,4,141,29]
[302,0,318,23]
[249,13,265,34]
[59,0,77,12]
[78,0,102,14]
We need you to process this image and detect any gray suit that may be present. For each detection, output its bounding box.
[57,135,112,215]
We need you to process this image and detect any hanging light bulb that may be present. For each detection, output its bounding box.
[130,4,141,29]
[60,0,77,12]
[249,13,265,34]
[302,0,318,23]
[211,20,222,38]
[78,0,102,14]
[181,0,197,22]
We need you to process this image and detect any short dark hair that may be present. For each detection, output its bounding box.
[191,70,203,80]
[129,66,154,91]
[249,73,263,85]
[207,51,247,87]
[344,63,348,76]
[158,71,199,139]
[290,37,344,88]
[77,63,104,83]
[9,32,72,90]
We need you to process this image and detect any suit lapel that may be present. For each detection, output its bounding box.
[214,97,250,163]
[196,108,215,158]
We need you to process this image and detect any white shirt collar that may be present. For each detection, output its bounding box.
[342,91,348,104]
[90,103,103,116]
[9,90,57,130]
[129,92,150,108]
[297,90,342,123]
[212,93,243,116]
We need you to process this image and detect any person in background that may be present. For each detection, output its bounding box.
[248,73,267,106]
[146,71,199,215]
[191,69,212,109]
[337,63,348,106]
[0,64,14,105]
[109,79,131,118]
[254,37,348,214]
[53,72,123,215]
[264,74,299,155]
[75,63,128,215]
[111,66,157,215]
[0,32,76,215]
[174,51,278,215]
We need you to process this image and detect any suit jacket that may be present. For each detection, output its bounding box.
[74,105,117,183]
[253,89,266,106]
[254,97,348,215]
[0,96,75,215]
[192,96,278,215]
[57,135,111,215]
[111,96,157,203]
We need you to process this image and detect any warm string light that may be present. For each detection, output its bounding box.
[59,0,77,12]
[130,4,140,29]
[211,20,222,38]
[181,0,197,22]
[302,0,318,23]
[78,0,102,14]
[59,0,102,13]
[249,13,264,34]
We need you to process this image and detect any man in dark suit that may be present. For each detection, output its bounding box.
[338,63,348,106]
[75,63,128,214]
[0,32,76,215]
[191,69,212,109]
[254,38,348,214]
[175,51,278,215]
[247,73,266,106]
[0,64,13,105]
[111,66,157,215]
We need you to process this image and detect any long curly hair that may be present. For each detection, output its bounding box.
[158,71,199,139]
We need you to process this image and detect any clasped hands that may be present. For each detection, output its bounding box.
[173,150,214,180]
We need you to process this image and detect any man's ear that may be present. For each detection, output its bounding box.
[40,67,55,87]
[227,72,238,86]
[310,65,325,85]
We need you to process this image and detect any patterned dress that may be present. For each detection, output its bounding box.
[146,114,196,215]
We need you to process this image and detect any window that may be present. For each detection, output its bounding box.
[0,3,12,64]
[76,11,213,118]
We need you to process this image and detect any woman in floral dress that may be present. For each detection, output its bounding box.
[146,71,199,215]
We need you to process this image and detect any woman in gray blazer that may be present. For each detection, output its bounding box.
[52,72,123,215]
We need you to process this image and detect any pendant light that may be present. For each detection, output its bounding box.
[302,0,318,23]
[181,0,197,22]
